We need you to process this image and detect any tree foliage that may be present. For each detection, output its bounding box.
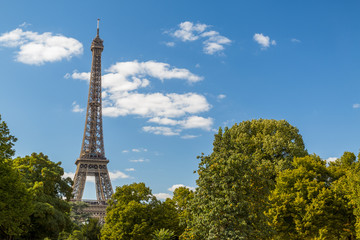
[4,114,360,239]
[101,182,181,240]
[70,201,91,227]
[172,187,194,228]
[12,152,73,239]
[339,153,360,237]
[0,114,17,160]
[267,154,356,239]
[153,228,175,240]
[190,119,307,239]
[0,115,32,239]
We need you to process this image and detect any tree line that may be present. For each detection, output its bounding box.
[1,115,360,239]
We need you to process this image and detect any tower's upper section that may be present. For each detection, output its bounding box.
[79,19,106,160]
[91,19,104,51]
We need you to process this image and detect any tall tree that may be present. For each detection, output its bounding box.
[12,152,73,239]
[0,114,17,160]
[0,115,32,239]
[101,182,181,240]
[341,153,360,237]
[172,187,194,229]
[267,154,356,239]
[190,119,307,239]
[81,218,102,240]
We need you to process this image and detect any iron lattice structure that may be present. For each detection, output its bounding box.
[72,21,114,209]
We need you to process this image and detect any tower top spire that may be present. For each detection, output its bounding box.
[91,19,104,50]
[97,19,100,36]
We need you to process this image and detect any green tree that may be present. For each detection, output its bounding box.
[153,228,175,240]
[67,230,84,240]
[341,153,360,238]
[267,155,355,239]
[101,182,181,240]
[172,187,194,226]
[70,201,91,227]
[0,115,33,239]
[13,152,73,239]
[190,119,307,239]
[81,218,102,240]
[0,114,17,160]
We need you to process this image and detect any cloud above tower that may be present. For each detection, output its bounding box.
[0,27,83,65]
[70,60,213,136]
[167,21,231,55]
[253,33,276,49]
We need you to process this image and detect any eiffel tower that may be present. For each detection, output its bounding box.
[72,19,113,220]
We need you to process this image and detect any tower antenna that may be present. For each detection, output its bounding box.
[97,18,100,36]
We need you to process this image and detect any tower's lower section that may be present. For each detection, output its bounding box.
[83,200,107,224]
[71,199,107,224]
[72,158,114,222]
[72,158,113,202]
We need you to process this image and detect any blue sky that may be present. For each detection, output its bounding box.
[1,0,360,199]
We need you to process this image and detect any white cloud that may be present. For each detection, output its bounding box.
[170,21,231,55]
[253,33,276,49]
[165,41,175,47]
[72,101,85,113]
[173,21,208,41]
[129,158,149,163]
[182,116,213,130]
[0,28,83,65]
[148,116,213,131]
[202,31,231,55]
[168,184,195,192]
[148,117,179,126]
[72,71,90,81]
[103,92,210,119]
[125,168,135,172]
[142,126,180,136]
[62,171,128,184]
[154,193,172,200]
[86,176,95,183]
[122,150,129,153]
[353,103,360,109]
[64,172,95,183]
[19,22,31,28]
[63,171,75,179]
[217,94,226,100]
[132,148,148,152]
[72,60,213,136]
[109,170,130,180]
[181,134,200,139]
[326,157,338,162]
[101,61,203,86]
[291,38,301,43]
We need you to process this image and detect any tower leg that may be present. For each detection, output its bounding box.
[100,172,113,200]
[95,172,105,202]
[73,171,87,201]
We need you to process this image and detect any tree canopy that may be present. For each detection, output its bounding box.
[0,115,32,238]
[189,119,308,239]
[4,114,360,239]
[0,114,17,161]
[267,154,356,239]
[12,153,73,239]
[102,182,181,240]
